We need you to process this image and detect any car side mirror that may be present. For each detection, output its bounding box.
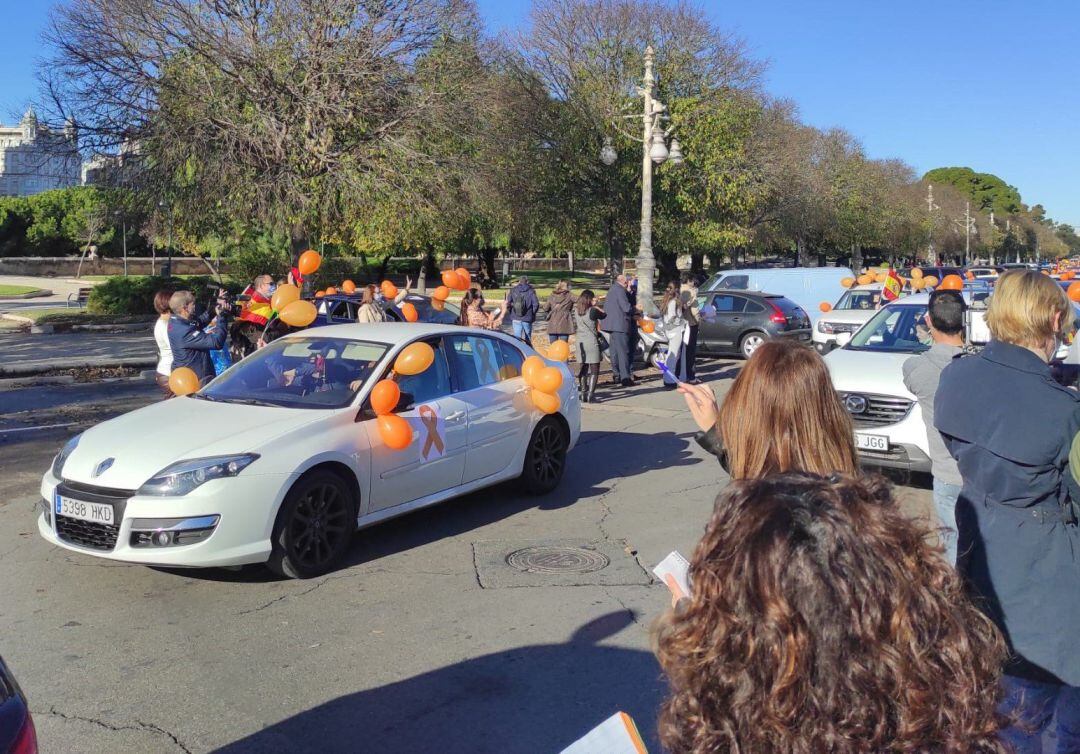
[355,391,414,422]
[835,332,853,348]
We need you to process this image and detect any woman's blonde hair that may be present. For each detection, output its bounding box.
[986,270,1074,347]
[718,339,858,479]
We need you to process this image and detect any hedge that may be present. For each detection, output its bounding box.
[87,275,242,316]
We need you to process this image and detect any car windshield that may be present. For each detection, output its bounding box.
[847,304,930,354]
[199,336,390,409]
[836,289,881,310]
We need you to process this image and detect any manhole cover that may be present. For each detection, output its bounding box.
[505,545,610,574]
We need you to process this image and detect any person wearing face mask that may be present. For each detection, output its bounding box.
[902,289,966,565]
[238,274,275,327]
[936,270,1080,753]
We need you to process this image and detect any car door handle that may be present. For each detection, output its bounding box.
[445,411,465,422]
[731,317,741,322]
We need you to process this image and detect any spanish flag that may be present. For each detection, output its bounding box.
[882,267,903,302]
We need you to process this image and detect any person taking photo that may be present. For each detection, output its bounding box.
[167,290,228,387]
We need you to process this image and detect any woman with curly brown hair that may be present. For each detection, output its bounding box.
[656,472,1007,754]
[679,338,859,478]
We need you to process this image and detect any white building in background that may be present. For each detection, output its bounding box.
[0,108,81,196]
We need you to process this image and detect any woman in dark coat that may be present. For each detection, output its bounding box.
[542,281,574,342]
[935,269,1080,753]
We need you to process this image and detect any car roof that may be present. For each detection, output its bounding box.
[278,321,526,347]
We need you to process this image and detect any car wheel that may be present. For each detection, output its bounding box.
[739,331,766,359]
[267,470,357,579]
[648,348,665,369]
[520,417,568,495]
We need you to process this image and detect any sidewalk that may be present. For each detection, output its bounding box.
[0,330,157,376]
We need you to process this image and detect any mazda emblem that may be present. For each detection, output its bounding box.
[843,395,868,414]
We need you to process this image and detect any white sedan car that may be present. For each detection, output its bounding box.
[39,323,580,578]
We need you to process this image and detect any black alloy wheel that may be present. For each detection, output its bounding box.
[267,470,357,579]
[521,418,568,495]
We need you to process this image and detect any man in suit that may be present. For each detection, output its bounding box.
[601,275,634,386]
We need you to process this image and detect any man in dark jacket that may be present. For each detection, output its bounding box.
[935,270,1080,751]
[601,275,634,386]
[505,276,540,345]
[167,290,228,385]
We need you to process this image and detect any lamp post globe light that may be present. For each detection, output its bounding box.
[599,45,683,316]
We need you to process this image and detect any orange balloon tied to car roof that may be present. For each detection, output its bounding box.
[441,270,465,291]
[432,285,450,301]
[381,280,398,299]
[454,268,471,289]
[325,286,338,296]
[840,277,855,288]
[910,267,924,279]
[341,280,356,294]
[938,274,964,291]
[400,302,419,322]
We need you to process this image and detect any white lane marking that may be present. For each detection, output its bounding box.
[0,422,80,435]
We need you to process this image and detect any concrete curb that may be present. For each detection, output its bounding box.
[0,289,52,300]
[0,356,157,378]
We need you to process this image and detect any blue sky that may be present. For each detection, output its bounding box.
[3,0,1077,225]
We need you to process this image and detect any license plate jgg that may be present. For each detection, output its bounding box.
[55,494,114,525]
[855,433,889,452]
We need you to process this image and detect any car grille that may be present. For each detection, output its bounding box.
[54,481,132,552]
[56,516,121,551]
[839,392,913,428]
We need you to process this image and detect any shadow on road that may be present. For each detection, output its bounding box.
[214,611,667,754]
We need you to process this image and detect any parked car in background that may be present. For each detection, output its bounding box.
[914,266,963,281]
[0,655,36,754]
[312,293,460,328]
[965,266,998,279]
[39,324,579,578]
[812,283,888,354]
[639,290,811,363]
[700,266,854,325]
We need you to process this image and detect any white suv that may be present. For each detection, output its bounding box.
[812,284,886,354]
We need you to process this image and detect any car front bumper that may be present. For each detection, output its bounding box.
[38,469,296,568]
[855,442,932,474]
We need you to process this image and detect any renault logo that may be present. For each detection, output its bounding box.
[843,394,868,414]
[92,458,115,478]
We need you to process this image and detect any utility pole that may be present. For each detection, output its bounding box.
[989,211,995,266]
[637,46,656,314]
[926,184,938,264]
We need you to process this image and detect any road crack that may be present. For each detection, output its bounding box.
[234,579,328,615]
[45,707,192,753]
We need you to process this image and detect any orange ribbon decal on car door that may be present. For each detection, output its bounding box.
[419,405,445,460]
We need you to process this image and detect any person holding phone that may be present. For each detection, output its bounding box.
[460,288,503,330]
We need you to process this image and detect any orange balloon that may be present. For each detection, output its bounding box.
[1068,282,1080,302]
[270,283,300,312]
[370,379,401,415]
[939,274,964,291]
[342,280,357,294]
[325,286,338,296]
[315,290,326,298]
[911,278,925,291]
[874,272,888,284]
[298,250,321,276]
[377,414,412,450]
[531,389,561,415]
[533,365,564,394]
[910,267,924,279]
[857,274,873,285]
[819,302,833,312]
[840,277,855,288]
[432,285,450,301]
[278,299,317,327]
[400,302,419,322]
[1065,271,1077,281]
[454,268,471,289]
[923,275,939,288]
[394,341,435,375]
[547,340,570,362]
[168,367,199,396]
[431,298,445,311]
[640,320,656,334]
[521,355,545,386]
[440,270,462,291]
[381,280,398,300]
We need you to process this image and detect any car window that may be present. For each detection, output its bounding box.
[743,299,765,313]
[837,290,879,310]
[713,294,746,313]
[395,338,452,406]
[716,275,748,290]
[201,336,390,409]
[446,335,505,391]
[848,305,929,353]
[498,340,525,379]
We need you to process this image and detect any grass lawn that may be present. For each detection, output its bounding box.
[11,307,151,326]
[479,270,610,300]
[0,284,41,296]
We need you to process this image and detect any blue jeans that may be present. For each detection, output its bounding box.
[512,320,533,344]
[999,675,1080,753]
[932,478,960,565]
[549,334,569,342]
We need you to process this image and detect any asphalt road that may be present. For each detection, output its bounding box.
[0,367,934,753]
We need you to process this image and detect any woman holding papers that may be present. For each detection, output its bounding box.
[678,338,857,478]
[655,472,1007,753]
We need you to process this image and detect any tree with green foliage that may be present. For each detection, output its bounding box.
[922,167,1023,216]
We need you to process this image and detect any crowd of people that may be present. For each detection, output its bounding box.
[664,269,1079,753]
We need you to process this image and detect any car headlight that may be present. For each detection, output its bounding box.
[818,321,835,334]
[137,454,259,496]
[52,434,82,479]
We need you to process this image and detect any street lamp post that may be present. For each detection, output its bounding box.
[114,211,127,276]
[159,200,173,278]
[600,45,683,317]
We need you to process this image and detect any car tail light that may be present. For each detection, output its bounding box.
[12,711,38,754]
[768,302,787,324]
